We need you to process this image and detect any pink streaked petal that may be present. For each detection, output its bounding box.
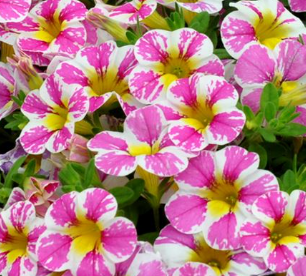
[8,256,37,276]
[27,220,46,255]
[58,0,87,22]
[139,147,188,177]
[21,90,51,120]
[4,188,26,208]
[216,146,259,183]
[241,87,263,113]
[76,251,114,276]
[17,34,49,52]
[20,123,53,154]
[135,30,169,64]
[116,46,138,79]
[275,39,306,81]
[165,193,207,234]
[235,44,276,86]
[0,0,31,23]
[0,63,14,84]
[206,110,246,144]
[40,74,65,107]
[287,190,306,225]
[95,151,137,176]
[239,170,279,209]
[221,12,256,59]
[32,0,60,19]
[78,188,117,223]
[102,217,137,263]
[192,55,224,77]
[46,123,73,153]
[0,252,7,274]
[289,0,306,12]
[129,67,165,104]
[37,232,72,271]
[156,104,183,121]
[55,62,89,87]
[125,105,165,144]
[252,191,289,224]
[117,93,144,116]
[168,121,207,152]
[287,256,306,276]
[68,88,89,121]
[204,212,241,250]
[46,192,78,229]
[88,131,129,152]
[230,252,267,275]
[173,262,216,276]
[240,220,271,257]
[8,201,35,231]
[266,243,304,273]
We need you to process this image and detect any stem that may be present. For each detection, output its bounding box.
[293,153,298,174]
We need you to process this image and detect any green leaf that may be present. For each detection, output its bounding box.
[58,163,82,189]
[4,156,27,188]
[189,12,210,33]
[138,232,159,244]
[123,205,139,225]
[260,83,279,111]
[281,169,299,193]
[126,30,139,45]
[258,128,276,142]
[123,178,145,207]
[248,143,267,169]
[279,105,296,122]
[24,159,36,177]
[83,159,96,188]
[0,187,12,204]
[4,112,29,131]
[109,186,134,207]
[213,49,232,60]
[264,102,276,122]
[276,123,306,137]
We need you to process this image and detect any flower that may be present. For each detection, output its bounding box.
[235,39,306,113]
[88,105,189,178]
[289,0,306,12]
[7,0,87,64]
[287,256,306,276]
[159,74,245,152]
[129,28,224,104]
[53,41,140,113]
[173,262,216,276]
[154,225,267,276]
[240,190,306,272]
[221,0,306,58]
[0,201,46,276]
[116,242,167,276]
[36,188,137,276]
[0,62,17,120]
[20,73,89,154]
[165,146,279,250]
[0,0,31,23]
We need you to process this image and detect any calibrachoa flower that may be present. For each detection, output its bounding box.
[241,190,306,273]
[0,201,46,276]
[36,188,137,276]
[235,39,306,112]
[116,242,167,276]
[287,256,306,276]
[20,74,89,154]
[129,28,224,104]
[159,74,245,152]
[289,0,306,12]
[0,0,31,23]
[88,105,189,177]
[7,0,87,64]
[0,62,17,120]
[173,262,216,276]
[221,0,306,58]
[165,146,279,250]
[154,225,267,276]
[54,41,140,113]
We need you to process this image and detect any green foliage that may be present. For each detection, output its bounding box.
[166,5,185,31]
[4,112,29,131]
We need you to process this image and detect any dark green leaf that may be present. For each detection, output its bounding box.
[189,12,210,33]
[109,186,134,206]
[260,83,279,111]
[276,123,306,137]
[4,156,27,188]
[264,102,276,122]
[258,128,276,142]
[248,143,267,169]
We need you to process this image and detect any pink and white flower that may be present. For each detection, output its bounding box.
[0,201,46,276]
[116,242,167,276]
[0,0,31,23]
[235,39,306,112]
[20,73,89,154]
[129,28,224,104]
[165,146,279,250]
[154,225,267,276]
[36,188,137,276]
[221,0,306,58]
[88,105,189,177]
[54,41,140,114]
[287,256,306,276]
[7,0,87,64]
[0,62,17,120]
[159,74,245,152]
[289,0,306,12]
[241,190,306,273]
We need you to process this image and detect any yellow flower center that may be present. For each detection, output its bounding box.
[128,141,160,156]
[0,229,28,264]
[190,235,231,275]
[164,58,191,79]
[45,105,69,131]
[254,11,289,49]
[67,219,102,255]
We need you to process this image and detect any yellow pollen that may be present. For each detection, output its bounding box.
[164,58,191,79]
[128,141,160,156]
[45,105,69,131]
[254,11,289,49]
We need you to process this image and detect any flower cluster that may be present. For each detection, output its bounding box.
[1,0,306,275]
